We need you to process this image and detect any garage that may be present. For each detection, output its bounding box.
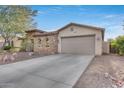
[61,35,95,55]
[58,23,105,55]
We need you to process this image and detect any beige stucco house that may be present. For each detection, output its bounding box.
[0,36,23,49]
[26,23,108,55]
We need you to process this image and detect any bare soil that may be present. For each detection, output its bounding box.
[74,54,124,88]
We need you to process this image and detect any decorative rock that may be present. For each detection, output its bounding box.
[28,52,34,56]
[12,53,17,57]
[10,55,15,61]
[2,54,15,62]
[115,80,124,87]
[111,84,118,88]
[2,54,8,62]
[104,73,109,78]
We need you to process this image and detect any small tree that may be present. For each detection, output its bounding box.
[116,36,124,55]
[108,38,119,53]
[0,6,37,48]
[109,35,124,55]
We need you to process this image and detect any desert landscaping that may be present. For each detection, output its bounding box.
[0,52,49,65]
[74,54,124,88]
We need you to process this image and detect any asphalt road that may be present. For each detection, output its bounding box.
[0,54,94,88]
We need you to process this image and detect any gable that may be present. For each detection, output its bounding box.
[59,24,102,37]
[57,23,104,40]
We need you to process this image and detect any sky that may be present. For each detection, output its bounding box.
[31,5,124,41]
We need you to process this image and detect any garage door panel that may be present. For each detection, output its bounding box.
[61,36,95,55]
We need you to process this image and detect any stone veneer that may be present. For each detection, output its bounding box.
[33,34,58,54]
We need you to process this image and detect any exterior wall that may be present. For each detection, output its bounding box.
[58,25,103,55]
[0,36,22,48]
[102,41,110,54]
[0,36,4,42]
[13,38,22,48]
[33,34,58,54]
[26,31,42,52]
[0,37,4,48]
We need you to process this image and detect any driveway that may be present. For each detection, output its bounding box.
[0,54,94,88]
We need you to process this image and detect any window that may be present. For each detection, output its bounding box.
[38,38,41,44]
[46,37,50,47]
[38,38,41,47]
[46,37,49,42]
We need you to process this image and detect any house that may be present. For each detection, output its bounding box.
[0,36,23,50]
[26,23,109,55]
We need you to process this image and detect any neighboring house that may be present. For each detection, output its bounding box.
[0,36,23,49]
[26,23,109,55]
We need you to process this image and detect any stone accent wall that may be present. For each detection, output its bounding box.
[33,34,58,54]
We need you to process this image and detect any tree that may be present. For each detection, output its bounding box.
[0,5,37,48]
[108,38,119,53]
[109,35,124,55]
[116,35,124,55]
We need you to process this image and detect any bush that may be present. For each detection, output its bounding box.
[109,39,119,54]
[20,38,33,52]
[20,39,27,52]
[109,35,124,55]
[3,45,12,50]
[116,36,124,55]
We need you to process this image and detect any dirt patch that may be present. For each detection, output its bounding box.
[74,54,124,88]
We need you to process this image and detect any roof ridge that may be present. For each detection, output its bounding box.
[57,22,105,32]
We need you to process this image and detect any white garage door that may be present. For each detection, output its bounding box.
[61,35,95,55]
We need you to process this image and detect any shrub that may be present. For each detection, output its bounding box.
[116,36,124,55]
[3,45,12,50]
[109,35,124,55]
[109,39,118,53]
[20,38,33,52]
[20,39,27,52]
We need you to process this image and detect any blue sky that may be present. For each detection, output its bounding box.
[31,5,124,41]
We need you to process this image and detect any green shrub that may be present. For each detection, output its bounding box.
[116,36,124,55]
[110,35,124,55]
[3,45,12,50]
[20,39,27,52]
[20,38,32,52]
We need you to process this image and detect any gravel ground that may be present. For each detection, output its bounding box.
[74,54,124,88]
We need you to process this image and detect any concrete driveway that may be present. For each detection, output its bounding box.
[0,54,94,88]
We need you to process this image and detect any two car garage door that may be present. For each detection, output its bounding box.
[61,35,95,55]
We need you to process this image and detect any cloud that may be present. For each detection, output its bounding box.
[104,15,118,18]
[37,6,64,16]
[38,11,47,14]
[103,14,124,19]
[49,6,63,11]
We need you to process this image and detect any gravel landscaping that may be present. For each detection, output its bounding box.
[0,52,49,65]
[74,54,124,88]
